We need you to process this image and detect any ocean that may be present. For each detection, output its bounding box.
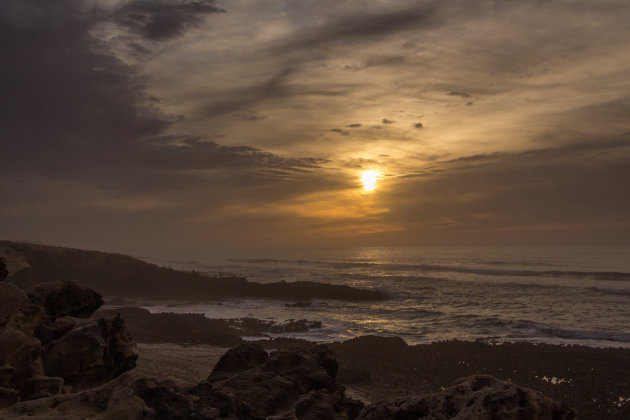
[142,247,630,348]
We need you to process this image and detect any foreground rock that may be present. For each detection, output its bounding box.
[27,280,104,319]
[0,343,363,419]
[192,343,363,419]
[0,280,136,408]
[0,258,7,281]
[358,374,576,419]
[0,282,63,407]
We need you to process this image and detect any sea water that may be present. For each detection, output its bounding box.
[141,247,630,348]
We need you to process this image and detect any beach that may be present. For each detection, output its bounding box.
[134,337,630,419]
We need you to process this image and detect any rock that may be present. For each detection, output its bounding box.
[269,319,323,333]
[306,344,339,379]
[339,335,408,353]
[0,283,38,330]
[0,258,7,281]
[197,343,361,419]
[20,375,64,400]
[41,314,137,391]
[0,280,137,408]
[34,316,77,343]
[285,301,312,308]
[95,307,243,347]
[131,376,220,420]
[337,362,371,384]
[26,280,104,319]
[209,342,270,381]
[0,387,19,408]
[0,282,62,406]
[0,370,222,420]
[357,374,577,420]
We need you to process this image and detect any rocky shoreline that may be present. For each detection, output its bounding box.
[2,251,630,418]
[95,306,323,346]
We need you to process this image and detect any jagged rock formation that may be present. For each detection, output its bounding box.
[0,258,7,281]
[0,280,136,408]
[191,343,363,419]
[358,374,577,419]
[0,343,364,419]
[0,281,62,407]
[27,280,104,319]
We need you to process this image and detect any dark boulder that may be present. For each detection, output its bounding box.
[0,279,137,408]
[0,371,219,420]
[209,342,270,381]
[197,343,361,419]
[26,280,104,319]
[0,258,7,281]
[42,314,137,391]
[357,374,577,420]
[0,282,63,406]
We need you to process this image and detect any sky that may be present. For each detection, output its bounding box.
[1,0,630,254]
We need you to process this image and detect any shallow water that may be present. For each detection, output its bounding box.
[141,247,630,348]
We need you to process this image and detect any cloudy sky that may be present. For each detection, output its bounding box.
[1,0,630,254]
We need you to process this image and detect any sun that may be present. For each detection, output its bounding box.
[360,170,380,192]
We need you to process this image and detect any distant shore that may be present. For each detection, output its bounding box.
[0,240,388,301]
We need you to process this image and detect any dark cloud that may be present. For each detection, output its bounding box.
[382,118,396,124]
[235,114,266,121]
[447,91,471,98]
[272,6,440,54]
[419,139,630,188]
[365,55,407,67]
[112,0,224,41]
[0,0,324,192]
[346,55,407,71]
[342,157,379,169]
[414,122,424,129]
[383,138,630,245]
[346,123,362,128]
[193,68,353,119]
[330,128,349,135]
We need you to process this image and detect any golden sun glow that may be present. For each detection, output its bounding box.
[360,170,380,191]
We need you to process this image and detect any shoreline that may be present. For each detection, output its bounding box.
[102,300,630,350]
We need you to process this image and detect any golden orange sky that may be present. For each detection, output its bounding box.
[1,0,630,253]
